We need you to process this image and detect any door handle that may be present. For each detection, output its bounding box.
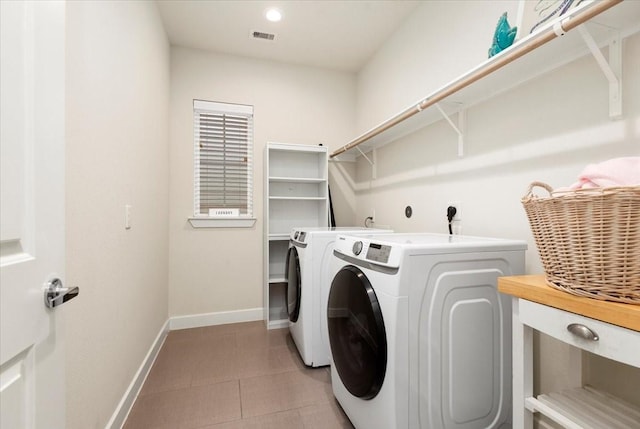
[44,278,79,309]
[567,323,599,341]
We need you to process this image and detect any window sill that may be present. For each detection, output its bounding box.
[188,217,257,228]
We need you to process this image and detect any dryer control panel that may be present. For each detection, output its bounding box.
[366,243,392,264]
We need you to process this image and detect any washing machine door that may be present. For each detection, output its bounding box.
[285,245,301,322]
[327,265,387,399]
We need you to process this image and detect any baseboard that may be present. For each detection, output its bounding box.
[106,319,170,429]
[169,307,264,330]
[106,308,264,428]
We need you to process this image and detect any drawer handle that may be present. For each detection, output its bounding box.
[567,323,599,341]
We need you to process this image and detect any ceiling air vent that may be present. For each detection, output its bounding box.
[252,30,275,41]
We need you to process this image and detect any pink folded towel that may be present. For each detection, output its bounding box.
[568,157,640,190]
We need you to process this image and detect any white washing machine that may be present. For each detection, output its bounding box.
[286,227,392,367]
[327,233,526,429]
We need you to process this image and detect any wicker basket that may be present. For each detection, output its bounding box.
[522,182,640,304]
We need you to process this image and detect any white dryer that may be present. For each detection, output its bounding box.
[327,233,526,429]
[286,227,392,368]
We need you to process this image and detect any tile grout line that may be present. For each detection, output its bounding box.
[236,329,244,419]
[237,377,244,420]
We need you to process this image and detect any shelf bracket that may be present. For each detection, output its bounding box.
[577,25,622,119]
[435,103,465,157]
[356,146,373,166]
[356,146,377,179]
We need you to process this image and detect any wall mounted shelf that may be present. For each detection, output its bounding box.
[330,0,639,160]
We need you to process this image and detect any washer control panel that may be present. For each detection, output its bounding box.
[334,234,400,269]
[291,230,307,243]
[366,242,392,264]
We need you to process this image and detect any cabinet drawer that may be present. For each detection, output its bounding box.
[519,299,640,368]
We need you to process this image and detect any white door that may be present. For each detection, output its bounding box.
[1,1,68,428]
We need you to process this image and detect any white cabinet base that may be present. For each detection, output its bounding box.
[511,297,640,429]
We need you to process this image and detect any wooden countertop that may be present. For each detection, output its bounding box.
[498,275,640,332]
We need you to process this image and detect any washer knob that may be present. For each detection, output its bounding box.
[352,241,363,256]
[294,231,299,240]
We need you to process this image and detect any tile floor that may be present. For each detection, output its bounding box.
[123,321,354,429]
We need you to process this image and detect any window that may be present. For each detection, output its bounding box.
[192,100,254,226]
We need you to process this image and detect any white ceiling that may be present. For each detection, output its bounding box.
[156,0,421,73]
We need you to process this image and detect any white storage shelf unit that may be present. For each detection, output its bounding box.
[264,142,328,329]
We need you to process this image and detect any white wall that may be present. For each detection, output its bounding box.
[65,2,170,428]
[342,0,640,407]
[356,0,519,134]
[168,48,355,318]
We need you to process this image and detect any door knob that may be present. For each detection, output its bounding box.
[44,278,79,309]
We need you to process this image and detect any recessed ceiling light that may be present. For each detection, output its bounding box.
[265,8,282,22]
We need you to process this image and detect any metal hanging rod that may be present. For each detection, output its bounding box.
[330,0,622,159]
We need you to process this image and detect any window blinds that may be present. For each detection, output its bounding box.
[194,100,254,217]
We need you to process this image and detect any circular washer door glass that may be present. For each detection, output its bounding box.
[285,246,301,322]
[327,265,387,399]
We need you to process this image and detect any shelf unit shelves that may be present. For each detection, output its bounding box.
[269,196,327,200]
[526,386,640,429]
[330,0,640,160]
[268,177,326,183]
[263,142,328,329]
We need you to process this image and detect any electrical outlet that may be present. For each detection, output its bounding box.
[447,201,461,221]
[365,209,376,227]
